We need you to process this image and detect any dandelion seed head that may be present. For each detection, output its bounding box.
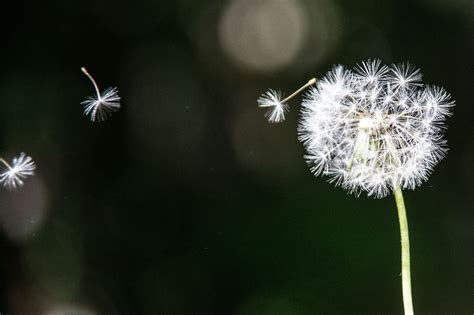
[0,153,36,189]
[298,59,454,198]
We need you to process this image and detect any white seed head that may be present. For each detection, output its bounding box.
[81,87,121,122]
[257,89,289,123]
[298,59,454,198]
[0,153,36,189]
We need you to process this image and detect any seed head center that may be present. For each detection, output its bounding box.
[359,117,377,130]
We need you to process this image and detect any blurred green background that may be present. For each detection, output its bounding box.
[0,0,472,313]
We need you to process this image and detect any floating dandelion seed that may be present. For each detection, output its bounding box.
[257,59,455,315]
[0,153,36,189]
[80,67,121,122]
[257,78,316,123]
[257,90,288,123]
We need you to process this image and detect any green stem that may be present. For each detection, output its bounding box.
[393,184,414,315]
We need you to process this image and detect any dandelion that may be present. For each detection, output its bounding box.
[257,59,455,315]
[299,61,453,198]
[80,67,121,122]
[0,152,36,189]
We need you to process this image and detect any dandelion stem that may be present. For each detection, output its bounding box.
[81,67,101,98]
[0,158,12,170]
[281,78,316,103]
[393,184,414,315]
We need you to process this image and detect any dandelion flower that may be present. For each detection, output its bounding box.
[0,153,36,189]
[257,59,455,314]
[298,60,454,198]
[81,67,121,122]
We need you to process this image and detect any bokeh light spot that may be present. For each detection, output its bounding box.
[23,219,84,299]
[43,303,97,315]
[0,175,49,244]
[219,0,308,73]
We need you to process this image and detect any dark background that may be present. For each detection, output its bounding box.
[0,0,473,313]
